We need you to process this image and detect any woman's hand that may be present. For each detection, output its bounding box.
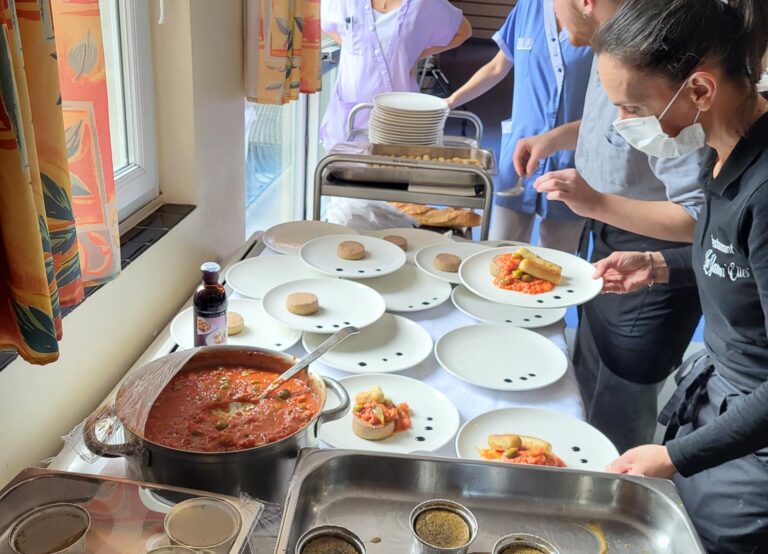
[592,251,655,294]
[606,445,677,479]
[533,169,604,217]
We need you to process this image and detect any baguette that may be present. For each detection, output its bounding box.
[519,258,562,285]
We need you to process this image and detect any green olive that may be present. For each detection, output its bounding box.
[277,389,291,400]
[512,269,525,279]
[504,447,519,458]
[215,421,229,431]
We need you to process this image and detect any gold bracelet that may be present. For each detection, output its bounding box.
[646,251,655,287]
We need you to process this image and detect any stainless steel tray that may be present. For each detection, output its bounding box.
[329,145,497,187]
[0,468,263,554]
[275,449,705,553]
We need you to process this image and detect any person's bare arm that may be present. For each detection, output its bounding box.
[327,31,342,45]
[534,169,697,242]
[418,17,472,60]
[445,51,512,109]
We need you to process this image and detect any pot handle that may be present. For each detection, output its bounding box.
[318,376,350,426]
[83,404,142,458]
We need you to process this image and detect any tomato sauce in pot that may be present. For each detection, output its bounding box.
[144,366,320,452]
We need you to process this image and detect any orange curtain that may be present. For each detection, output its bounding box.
[245,0,322,104]
[0,0,118,364]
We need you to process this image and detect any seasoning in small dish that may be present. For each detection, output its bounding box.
[301,535,358,554]
[414,509,470,549]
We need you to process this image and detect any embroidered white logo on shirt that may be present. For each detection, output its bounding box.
[516,37,534,50]
[711,235,735,254]
[702,249,752,282]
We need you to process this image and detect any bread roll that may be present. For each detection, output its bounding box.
[434,253,462,273]
[519,258,562,285]
[227,311,244,335]
[337,240,366,260]
[383,235,408,251]
[286,292,319,315]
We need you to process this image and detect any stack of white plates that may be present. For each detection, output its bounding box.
[369,92,448,146]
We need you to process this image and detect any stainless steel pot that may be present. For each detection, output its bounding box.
[83,346,349,503]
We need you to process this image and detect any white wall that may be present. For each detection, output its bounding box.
[0,0,245,486]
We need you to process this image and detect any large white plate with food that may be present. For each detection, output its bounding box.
[225,255,329,299]
[263,221,358,255]
[459,246,603,308]
[455,407,619,472]
[451,285,567,329]
[319,373,460,454]
[262,278,385,333]
[367,228,452,264]
[435,325,568,392]
[299,234,406,279]
[302,313,433,373]
[414,242,490,284]
[355,264,451,312]
[170,299,301,351]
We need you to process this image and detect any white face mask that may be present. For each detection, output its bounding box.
[613,80,706,158]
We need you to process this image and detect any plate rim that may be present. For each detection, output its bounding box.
[299,234,406,279]
[454,405,620,462]
[414,243,490,284]
[458,246,603,308]
[224,255,326,299]
[319,372,461,454]
[434,324,569,392]
[170,298,302,351]
[263,221,358,254]
[358,263,452,313]
[450,285,567,328]
[300,312,434,373]
[261,277,386,333]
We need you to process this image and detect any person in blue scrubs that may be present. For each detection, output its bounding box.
[447,0,592,252]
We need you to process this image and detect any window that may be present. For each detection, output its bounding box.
[99,0,158,221]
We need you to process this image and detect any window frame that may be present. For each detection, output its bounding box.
[107,0,159,221]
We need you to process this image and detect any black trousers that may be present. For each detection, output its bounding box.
[574,222,702,452]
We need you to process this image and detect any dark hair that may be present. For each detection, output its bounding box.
[593,0,768,90]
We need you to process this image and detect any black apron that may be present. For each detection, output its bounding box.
[659,351,768,554]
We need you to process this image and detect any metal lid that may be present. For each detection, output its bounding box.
[492,533,559,554]
[296,524,366,554]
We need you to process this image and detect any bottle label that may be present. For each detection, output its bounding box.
[194,314,227,346]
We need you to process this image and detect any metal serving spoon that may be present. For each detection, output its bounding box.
[256,325,360,401]
[495,177,526,197]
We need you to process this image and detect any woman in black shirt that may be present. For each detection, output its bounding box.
[586,0,768,551]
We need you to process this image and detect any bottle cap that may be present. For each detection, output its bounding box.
[200,262,221,284]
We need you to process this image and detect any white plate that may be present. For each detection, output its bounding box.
[357,264,452,312]
[373,92,448,112]
[414,242,491,284]
[459,246,603,309]
[478,240,530,248]
[451,286,566,329]
[455,407,620,471]
[435,325,568,391]
[300,234,406,279]
[170,299,301,351]
[263,221,358,255]
[262,278,385,333]
[225,255,329,299]
[367,228,452,264]
[319,373,460,454]
[302,313,433,373]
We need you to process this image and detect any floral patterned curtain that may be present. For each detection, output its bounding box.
[0,0,118,365]
[245,0,322,104]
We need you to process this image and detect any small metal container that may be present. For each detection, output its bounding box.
[164,497,242,553]
[492,533,559,554]
[295,525,366,554]
[409,499,478,554]
[8,502,90,554]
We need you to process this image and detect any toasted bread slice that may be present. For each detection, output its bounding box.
[515,248,562,273]
[488,434,552,452]
[519,258,562,284]
[352,416,395,441]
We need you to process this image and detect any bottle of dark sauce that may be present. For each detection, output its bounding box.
[193,262,227,347]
